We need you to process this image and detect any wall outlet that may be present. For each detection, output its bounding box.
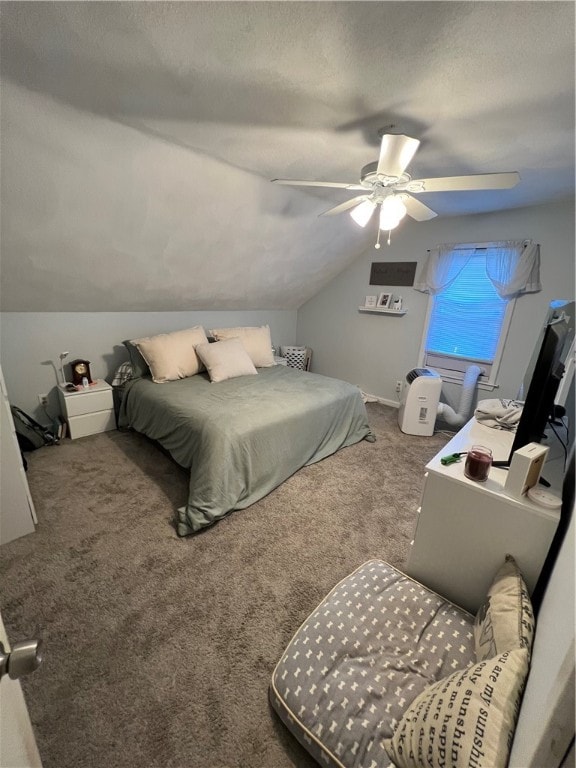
[38,393,48,407]
[395,380,403,393]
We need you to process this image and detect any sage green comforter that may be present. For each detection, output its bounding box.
[119,365,375,535]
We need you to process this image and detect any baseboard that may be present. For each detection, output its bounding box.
[362,391,400,409]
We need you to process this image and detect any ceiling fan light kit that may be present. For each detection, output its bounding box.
[350,199,377,227]
[378,195,407,230]
[271,131,520,248]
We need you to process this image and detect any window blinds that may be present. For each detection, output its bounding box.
[426,253,508,363]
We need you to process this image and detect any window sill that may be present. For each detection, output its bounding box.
[439,374,499,391]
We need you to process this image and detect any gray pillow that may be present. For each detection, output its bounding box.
[122,340,150,379]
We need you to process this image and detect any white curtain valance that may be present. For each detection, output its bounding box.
[414,240,541,299]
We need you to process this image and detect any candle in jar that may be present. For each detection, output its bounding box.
[464,445,493,482]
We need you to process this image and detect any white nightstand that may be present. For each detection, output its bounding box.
[57,380,115,440]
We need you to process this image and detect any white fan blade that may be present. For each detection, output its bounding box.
[401,194,438,221]
[271,178,365,190]
[319,195,371,216]
[408,172,520,193]
[376,134,420,178]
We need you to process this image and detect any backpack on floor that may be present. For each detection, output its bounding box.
[10,405,58,452]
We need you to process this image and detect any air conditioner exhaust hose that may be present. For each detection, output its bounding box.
[436,365,483,427]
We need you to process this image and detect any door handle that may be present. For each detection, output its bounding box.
[0,639,43,681]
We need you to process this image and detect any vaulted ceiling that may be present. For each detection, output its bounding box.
[1,2,574,311]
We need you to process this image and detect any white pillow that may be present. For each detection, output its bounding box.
[133,326,208,384]
[209,325,275,367]
[196,339,258,383]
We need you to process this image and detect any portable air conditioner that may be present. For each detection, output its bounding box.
[398,368,443,436]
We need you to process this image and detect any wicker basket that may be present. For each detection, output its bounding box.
[280,346,311,371]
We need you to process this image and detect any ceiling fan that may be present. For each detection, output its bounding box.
[271,132,520,247]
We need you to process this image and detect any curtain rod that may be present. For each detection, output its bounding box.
[427,240,540,252]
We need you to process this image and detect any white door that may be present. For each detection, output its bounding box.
[0,612,42,767]
[0,365,37,544]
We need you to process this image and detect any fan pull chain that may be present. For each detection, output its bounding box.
[374,229,394,249]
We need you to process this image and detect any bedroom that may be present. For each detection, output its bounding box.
[0,2,575,767]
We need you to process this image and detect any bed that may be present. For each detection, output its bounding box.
[118,363,375,535]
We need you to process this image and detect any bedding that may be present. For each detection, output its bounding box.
[123,339,151,379]
[195,338,258,382]
[118,365,375,535]
[132,326,208,382]
[209,324,275,367]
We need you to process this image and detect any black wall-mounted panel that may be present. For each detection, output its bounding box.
[370,261,417,286]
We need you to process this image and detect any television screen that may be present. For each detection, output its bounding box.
[494,313,569,467]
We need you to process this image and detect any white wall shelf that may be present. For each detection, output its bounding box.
[358,306,407,316]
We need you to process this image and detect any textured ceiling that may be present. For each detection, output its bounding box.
[0,2,574,311]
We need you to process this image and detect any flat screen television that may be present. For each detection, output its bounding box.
[493,312,570,468]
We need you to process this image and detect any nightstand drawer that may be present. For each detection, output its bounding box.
[68,410,115,440]
[64,389,113,418]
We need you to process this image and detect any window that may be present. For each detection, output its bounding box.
[419,245,516,388]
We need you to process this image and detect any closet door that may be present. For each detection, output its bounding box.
[0,366,37,544]
[0,612,43,767]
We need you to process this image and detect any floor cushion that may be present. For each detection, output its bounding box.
[269,559,476,768]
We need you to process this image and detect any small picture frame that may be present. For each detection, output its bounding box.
[377,292,392,309]
[364,295,378,308]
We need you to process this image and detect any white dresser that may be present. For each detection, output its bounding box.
[406,418,561,613]
[58,380,115,440]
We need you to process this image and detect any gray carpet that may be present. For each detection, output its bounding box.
[0,403,448,768]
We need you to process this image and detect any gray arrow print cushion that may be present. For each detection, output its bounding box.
[270,560,475,768]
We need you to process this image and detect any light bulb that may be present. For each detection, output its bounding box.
[379,214,401,230]
[379,196,407,231]
[350,200,377,227]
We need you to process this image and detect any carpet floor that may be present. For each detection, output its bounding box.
[0,402,448,768]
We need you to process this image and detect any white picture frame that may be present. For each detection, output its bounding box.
[364,295,378,308]
[377,292,392,309]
